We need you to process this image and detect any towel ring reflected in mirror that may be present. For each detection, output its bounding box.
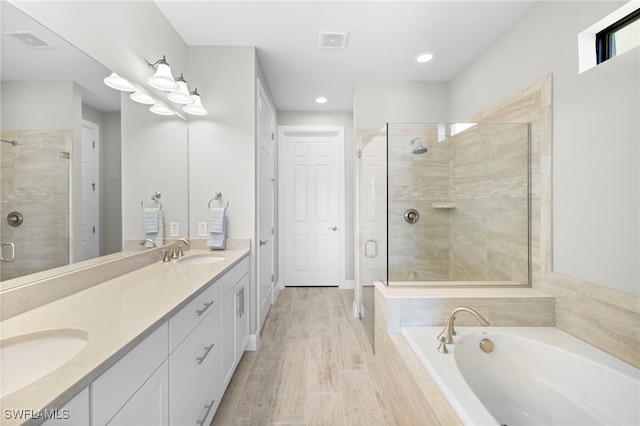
[208,190,229,210]
[141,191,163,210]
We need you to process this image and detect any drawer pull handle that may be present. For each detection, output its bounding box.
[196,301,214,316]
[196,400,215,426]
[196,343,215,365]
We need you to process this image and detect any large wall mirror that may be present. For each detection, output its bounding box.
[0,2,189,286]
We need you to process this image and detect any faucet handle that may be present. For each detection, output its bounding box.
[437,337,449,354]
[161,250,171,262]
[170,247,179,260]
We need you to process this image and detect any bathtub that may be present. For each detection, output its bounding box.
[401,326,640,426]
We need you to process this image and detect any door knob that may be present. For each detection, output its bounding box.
[260,240,268,246]
[329,227,337,231]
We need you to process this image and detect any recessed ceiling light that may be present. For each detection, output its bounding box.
[415,52,435,63]
[315,97,328,104]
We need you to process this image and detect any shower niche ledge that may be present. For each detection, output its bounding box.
[432,202,458,209]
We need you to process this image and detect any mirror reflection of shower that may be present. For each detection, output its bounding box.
[410,136,428,154]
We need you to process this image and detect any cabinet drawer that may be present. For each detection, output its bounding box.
[175,355,221,426]
[235,256,250,282]
[169,278,221,352]
[92,323,168,426]
[219,269,235,298]
[169,304,221,424]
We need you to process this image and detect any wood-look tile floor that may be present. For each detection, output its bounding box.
[211,287,396,426]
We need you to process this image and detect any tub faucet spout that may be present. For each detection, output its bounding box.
[437,306,490,353]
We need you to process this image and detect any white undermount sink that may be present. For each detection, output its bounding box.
[178,254,225,265]
[0,329,89,398]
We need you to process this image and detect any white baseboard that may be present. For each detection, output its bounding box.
[247,334,258,351]
[352,301,360,318]
[340,279,355,290]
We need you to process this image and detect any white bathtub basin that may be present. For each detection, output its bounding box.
[178,254,225,265]
[0,329,89,398]
[402,326,640,426]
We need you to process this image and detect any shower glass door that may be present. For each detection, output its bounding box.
[1,130,70,281]
[358,125,388,349]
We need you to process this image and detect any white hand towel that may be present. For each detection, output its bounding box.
[143,208,160,234]
[207,207,226,249]
[153,211,165,247]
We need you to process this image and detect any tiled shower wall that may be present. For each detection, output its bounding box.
[387,123,529,283]
[0,130,71,281]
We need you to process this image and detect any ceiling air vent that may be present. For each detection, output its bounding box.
[3,31,55,48]
[319,32,349,49]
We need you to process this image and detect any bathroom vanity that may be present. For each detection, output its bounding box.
[0,244,250,426]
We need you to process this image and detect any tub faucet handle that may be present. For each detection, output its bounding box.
[437,336,449,354]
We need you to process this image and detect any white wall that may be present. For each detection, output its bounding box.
[354,81,450,130]
[449,1,639,295]
[187,46,256,241]
[121,100,188,244]
[278,111,355,281]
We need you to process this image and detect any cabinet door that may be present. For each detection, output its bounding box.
[92,323,168,425]
[42,387,89,426]
[220,288,237,389]
[236,274,250,357]
[107,360,169,426]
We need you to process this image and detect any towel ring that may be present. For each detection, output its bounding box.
[208,198,229,210]
[141,192,163,210]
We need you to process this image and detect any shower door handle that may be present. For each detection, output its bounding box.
[364,239,378,258]
[1,243,15,262]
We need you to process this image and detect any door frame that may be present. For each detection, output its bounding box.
[277,125,346,288]
[256,78,276,336]
[80,119,100,262]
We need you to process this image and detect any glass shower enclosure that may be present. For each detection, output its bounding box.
[357,122,530,349]
[1,130,71,281]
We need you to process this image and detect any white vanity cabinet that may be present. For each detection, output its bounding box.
[36,252,251,426]
[221,257,250,388]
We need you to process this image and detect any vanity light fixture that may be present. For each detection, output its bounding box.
[129,90,157,105]
[167,74,194,105]
[145,55,179,92]
[182,88,207,116]
[103,72,137,92]
[150,103,175,116]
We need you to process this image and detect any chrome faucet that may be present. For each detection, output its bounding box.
[171,238,190,259]
[437,306,490,354]
[139,238,156,248]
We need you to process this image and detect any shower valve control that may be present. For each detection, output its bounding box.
[6,211,23,227]
[404,209,419,224]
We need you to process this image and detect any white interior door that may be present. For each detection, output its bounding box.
[81,120,99,261]
[257,79,275,331]
[280,126,344,286]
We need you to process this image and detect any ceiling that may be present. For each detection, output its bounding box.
[2,1,536,113]
[155,1,536,111]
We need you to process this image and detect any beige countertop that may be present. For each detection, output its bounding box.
[0,246,249,425]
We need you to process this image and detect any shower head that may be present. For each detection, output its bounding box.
[410,137,428,154]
